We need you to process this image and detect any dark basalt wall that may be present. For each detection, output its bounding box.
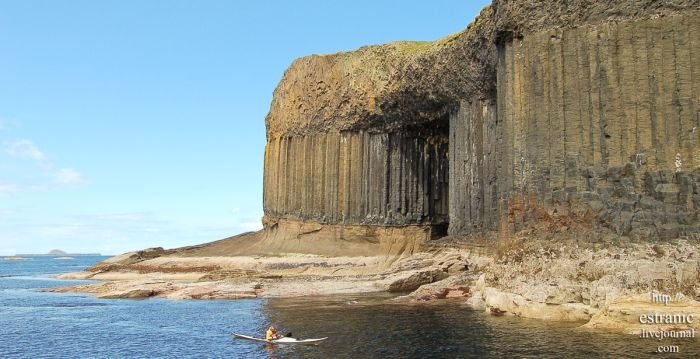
[449,99,499,234]
[449,15,700,239]
[264,128,449,226]
[262,1,700,242]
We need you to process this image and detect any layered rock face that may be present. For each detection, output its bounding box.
[263,0,700,244]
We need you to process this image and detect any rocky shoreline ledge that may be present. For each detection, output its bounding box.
[52,233,700,335]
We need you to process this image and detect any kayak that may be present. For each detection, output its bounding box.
[233,333,328,345]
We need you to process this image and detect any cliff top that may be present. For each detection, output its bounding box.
[265,0,700,138]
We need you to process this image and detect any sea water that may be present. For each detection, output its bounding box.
[1,257,698,358]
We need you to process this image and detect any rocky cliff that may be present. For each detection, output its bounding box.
[264,1,699,245]
[454,13,700,240]
[54,1,700,332]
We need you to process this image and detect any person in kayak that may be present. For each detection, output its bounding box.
[266,326,282,341]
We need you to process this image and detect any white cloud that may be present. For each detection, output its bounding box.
[3,139,86,188]
[54,168,85,185]
[5,139,46,162]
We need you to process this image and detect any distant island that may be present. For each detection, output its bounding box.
[16,249,101,257]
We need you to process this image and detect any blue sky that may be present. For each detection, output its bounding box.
[0,0,489,255]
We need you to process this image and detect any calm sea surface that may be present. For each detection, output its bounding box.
[1,256,698,358]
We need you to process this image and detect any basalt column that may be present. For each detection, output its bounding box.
[263,128,449,234]
[449,14,700,239]
[449,99,499,234]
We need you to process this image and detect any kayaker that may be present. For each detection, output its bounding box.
[266,326,282,341]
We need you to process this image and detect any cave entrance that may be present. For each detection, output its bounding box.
[394,117,451,238]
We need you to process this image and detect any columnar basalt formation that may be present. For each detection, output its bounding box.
[453,14,700,239]
[264,128,449,226]
[449,100,499,234]
[263,0,700,245]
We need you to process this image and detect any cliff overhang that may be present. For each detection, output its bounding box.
[263,1,700,244]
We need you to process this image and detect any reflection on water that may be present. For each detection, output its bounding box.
[257,295,700,359]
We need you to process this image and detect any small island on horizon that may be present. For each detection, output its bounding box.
[16,249,102,257]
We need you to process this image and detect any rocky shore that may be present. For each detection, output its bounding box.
[53,232,700,335]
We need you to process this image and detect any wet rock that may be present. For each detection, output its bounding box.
[100,289,157,299]
[388,268,449,293]
[444,286,470,298]
[490,307,506,316]
[478,287,594,321]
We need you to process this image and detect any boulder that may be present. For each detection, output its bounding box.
[388,268,449,292]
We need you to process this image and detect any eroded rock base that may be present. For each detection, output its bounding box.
[53,231,700,334]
